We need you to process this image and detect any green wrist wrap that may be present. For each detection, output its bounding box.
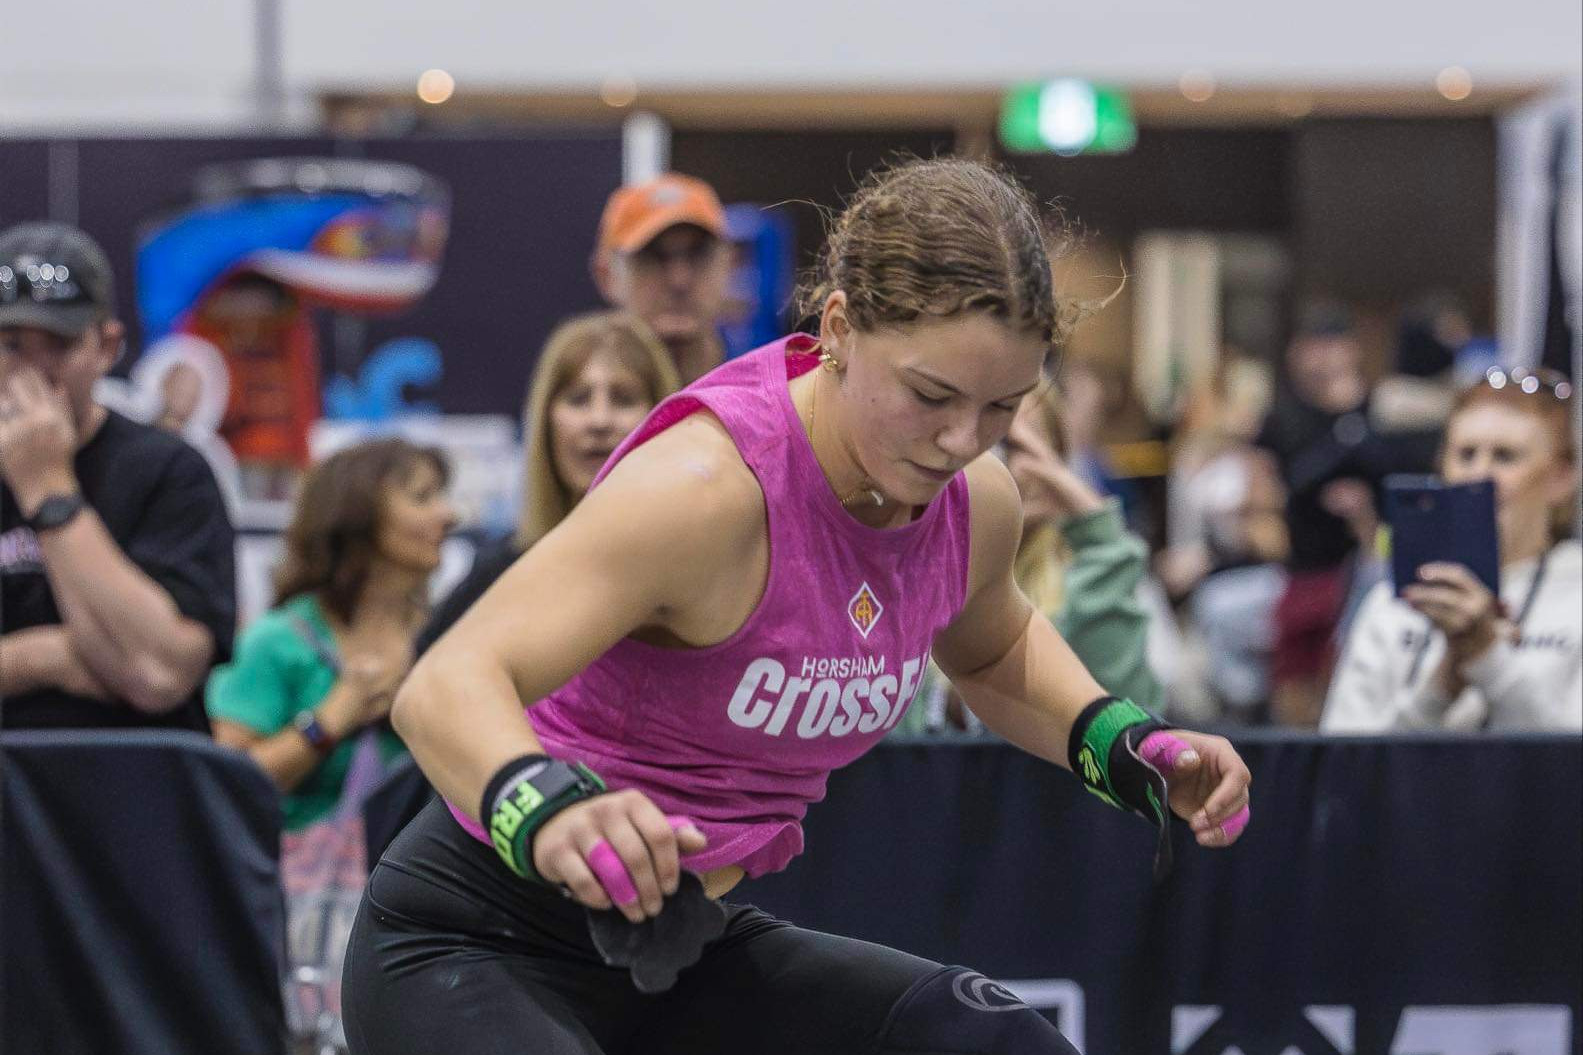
[483,755,606,882]
[1068,695,1176,880]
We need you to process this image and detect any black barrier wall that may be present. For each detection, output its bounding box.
[1,731,286,1055]
[736,734,1582,1054]
[5,732,1577,1054]
[360,734,1582,1053]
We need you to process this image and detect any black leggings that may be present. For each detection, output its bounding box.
[342,800,1078,1055]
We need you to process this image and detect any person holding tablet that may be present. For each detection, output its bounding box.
[1322,367,1580,732]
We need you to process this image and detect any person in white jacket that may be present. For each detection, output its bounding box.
[1323,366,1581,732]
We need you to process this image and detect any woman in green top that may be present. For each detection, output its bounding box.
[1004,383,1162,709]
[900,382,1162,733]
[207,438,456,829]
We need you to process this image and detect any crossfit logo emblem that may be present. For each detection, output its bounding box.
[951,972,1028,1013]
[847,582,883,638]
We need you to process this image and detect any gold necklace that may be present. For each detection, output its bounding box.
[806,368,885,509]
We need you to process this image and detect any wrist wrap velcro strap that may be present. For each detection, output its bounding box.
[1068,695,1176,880]
[482,754,606,883]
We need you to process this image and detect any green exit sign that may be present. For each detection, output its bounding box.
[1000,81,1137,155]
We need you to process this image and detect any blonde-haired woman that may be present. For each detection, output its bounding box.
[417,312,680,652]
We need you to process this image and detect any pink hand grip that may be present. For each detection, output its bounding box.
[586,816,702,906]
[1139,730,1196,769]
[1219,805,1250,840]
[586,842,640,905]
[1138,731,1248,839]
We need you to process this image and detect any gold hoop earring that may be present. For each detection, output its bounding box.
[818,347,841,372]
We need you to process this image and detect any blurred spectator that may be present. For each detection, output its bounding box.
[1182,451,1290,721]
[1006,386,1164,709]
[152,359,205,434]
[0,221,235,731]
[1061,357,1144,525]
[416,311,681,653]
[1160,353,1277,599]
[1367,291,1473,438]
[1323,367,1581,732]
[898,383,1161,734]
[1395,289,1474,380]
[591,173,732,384]
[207,438,455,829]
[1158,353,1287,721]
[133,334,245,514]
[1253,302,1381,726]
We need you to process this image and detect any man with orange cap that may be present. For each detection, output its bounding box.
[592,174,731,383]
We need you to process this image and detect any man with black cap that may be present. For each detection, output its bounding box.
[591,173,732,383]
[0,221,235,731]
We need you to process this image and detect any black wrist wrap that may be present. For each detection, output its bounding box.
[481,754,605,882]
[1067,695,1177,880]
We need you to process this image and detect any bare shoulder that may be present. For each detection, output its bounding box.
[963,452,1022,525]
[448,411,769,664]
[961,453,1023,594]
[574,410,766,564]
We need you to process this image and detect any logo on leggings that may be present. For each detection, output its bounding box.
[951,972,1028,1013]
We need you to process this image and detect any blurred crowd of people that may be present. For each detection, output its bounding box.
[4,164,1577,1051]
[4,168,1579,809]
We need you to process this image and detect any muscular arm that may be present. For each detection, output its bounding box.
[393,415,765,822]
[932,456,1106,767]
[37,509,215,713]
[936,457,1252,848]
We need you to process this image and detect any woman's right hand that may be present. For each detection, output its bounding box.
[345,649,408,716]
[322,637,414,735]
[532,789,708,923]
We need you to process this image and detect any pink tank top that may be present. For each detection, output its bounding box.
[449,335,972,877]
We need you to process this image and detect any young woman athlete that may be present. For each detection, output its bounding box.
[342,158,1253,1055]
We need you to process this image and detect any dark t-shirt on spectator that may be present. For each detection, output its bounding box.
[1,409,236,731]
[1255,393,1372,571]
[1255,391,1439,572]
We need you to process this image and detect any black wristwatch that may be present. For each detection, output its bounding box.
[293,710,337,756]
[23,492,86,534]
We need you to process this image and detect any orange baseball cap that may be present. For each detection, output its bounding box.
[597,174,727,254]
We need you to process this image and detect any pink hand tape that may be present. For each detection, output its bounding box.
[587,817,703,905]
[1139,730,1193,770]
[1219,805,1250,840]
[586,842,639,906]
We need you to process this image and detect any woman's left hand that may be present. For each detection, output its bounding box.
[1139,729,1252,849]
[1402,562,1503,660]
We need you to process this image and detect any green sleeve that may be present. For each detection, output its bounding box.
[205,613,307,735]
[1054,499,1163,711]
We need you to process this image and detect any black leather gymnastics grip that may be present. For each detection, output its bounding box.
[585,872,728,993]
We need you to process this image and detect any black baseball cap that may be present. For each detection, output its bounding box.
[0,221,117,339]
